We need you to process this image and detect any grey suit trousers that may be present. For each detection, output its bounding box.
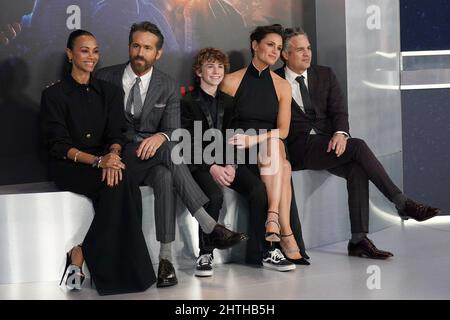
[123,141,209,243]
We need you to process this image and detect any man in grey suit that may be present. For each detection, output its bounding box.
[95,21,246,288]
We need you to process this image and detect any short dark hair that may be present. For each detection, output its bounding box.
[66,29,95,50]
[249,24,284,56]
[129,21,164,49]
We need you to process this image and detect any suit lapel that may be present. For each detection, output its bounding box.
[141,67,162,121]
[113,64,131,123]
[113,64,127,89]
[216,93,225,132]
[193,89,214,129]
[307,67,318,111]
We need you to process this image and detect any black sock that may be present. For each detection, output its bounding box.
[350,233,367,244]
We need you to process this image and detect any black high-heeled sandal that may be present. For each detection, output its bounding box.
[265,211,281,242]
[60,245,85,290]
[280,233,310,265]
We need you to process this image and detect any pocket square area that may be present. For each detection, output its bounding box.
[154,103,166,108]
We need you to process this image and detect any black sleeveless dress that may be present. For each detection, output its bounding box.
[233,62,286,167]
[234,63,279,132]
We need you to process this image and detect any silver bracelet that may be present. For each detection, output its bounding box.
[92,156,102,168]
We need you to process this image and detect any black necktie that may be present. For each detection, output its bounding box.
[295,75,315,119]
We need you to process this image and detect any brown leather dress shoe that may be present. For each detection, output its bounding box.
[398,199,440,222]
[348,237,394,260]
[157,259,178,288]
[203,224,248,251]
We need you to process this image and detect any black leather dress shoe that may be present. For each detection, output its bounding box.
[203,224,248,251]
[157,259,178,288]
[398,199,440,222]
[348,237,394,260]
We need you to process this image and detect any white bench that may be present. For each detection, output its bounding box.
[0,171,397,284]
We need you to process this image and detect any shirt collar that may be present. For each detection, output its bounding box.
[284,66,308,84]
[124,63,153,85]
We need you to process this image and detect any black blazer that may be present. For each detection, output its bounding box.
[275,64,349,137]
[95,64,181,142]
[40,75,126,161]
[180,88,237,172]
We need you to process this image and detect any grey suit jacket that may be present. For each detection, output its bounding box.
[95,63,181,142]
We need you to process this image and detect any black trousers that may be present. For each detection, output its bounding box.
[52,160,155,295]
[123,141,209,243]
[192,165,269,261]
[287,134,402,233]
[191,169,224,256]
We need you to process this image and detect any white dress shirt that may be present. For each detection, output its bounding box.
[121,64,170,141]
[284,66,308,113]
[122,63,153,115]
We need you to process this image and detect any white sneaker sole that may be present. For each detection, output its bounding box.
[262,261,296,272]
[195,270,214,277]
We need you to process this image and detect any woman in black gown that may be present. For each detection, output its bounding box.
[40,29,155,295]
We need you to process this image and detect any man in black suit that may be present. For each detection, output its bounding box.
[275,28,441,259]
[95,21,246,288]
[181,48,307,275]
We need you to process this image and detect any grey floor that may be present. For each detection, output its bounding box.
[1,217,450,300]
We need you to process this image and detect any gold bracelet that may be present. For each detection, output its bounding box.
[74,151,82,163]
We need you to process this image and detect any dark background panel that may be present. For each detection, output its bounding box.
[0,0,301,185]
[400,0,450,51]
[401,89,450,214]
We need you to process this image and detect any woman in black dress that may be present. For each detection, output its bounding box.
[40,29,155,295]
[221,25,308,269]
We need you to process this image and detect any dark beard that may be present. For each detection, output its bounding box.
[131,57,151,74]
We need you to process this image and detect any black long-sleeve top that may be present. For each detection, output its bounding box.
[40,75,126,160]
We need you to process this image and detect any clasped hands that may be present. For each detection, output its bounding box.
[101,152,125,187]
[210,164,236,187]
[102,134,166,187]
